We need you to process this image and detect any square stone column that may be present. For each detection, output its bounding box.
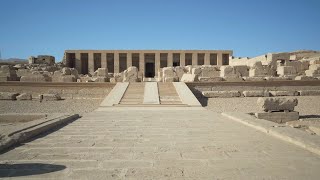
[155,52,161,76]
[88,52,94,75]
[167,52,173,67]
[139,53,145,76]
[127,52,132,68]
[180,53,185,66]
[114,52,120,73]
[217,53,223,66]
[101,52,107,69]
[192,53,197,66]
[204,53,210,65]
[75,52,82,74]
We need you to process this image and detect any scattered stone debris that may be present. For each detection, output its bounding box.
[255,97,299,123]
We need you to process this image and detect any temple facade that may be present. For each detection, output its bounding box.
[64,50,233,77]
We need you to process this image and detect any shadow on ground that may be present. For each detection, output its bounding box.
[0,163,66,177]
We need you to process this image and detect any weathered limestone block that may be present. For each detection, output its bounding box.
[0,65,18,81]
[113,73,123,82]
[298,90,320,96]
[201,66,220,77]
[16,93,32,100]
[223,77,244,81]
[220,66,240,78]
[255,111,299,123]
[264,77,292,81]
[162,67,177,82]
[174,66,187,80]
[198,77,224,82]
[92,77,108,82]
[20,74,51,82]
[41,94,61,101]
[180,74,198,82]
[249,62,275,77]
[309,64,320,71]
[243,77,265,81]
[62,67,71,75]
[294,76,317,80]
[79,76,93,83]
[269,91,299,96]
[257,97,298,112]
[164,77,178,82]
[96,68,108,77]
[0,92,19,100]
[277,66,297,77]
[243,91,270,97]
[202,91,241,98]
[233,66,249,77]
[17,69,32,77]
[57,75,77,82]
[123,67,138,82]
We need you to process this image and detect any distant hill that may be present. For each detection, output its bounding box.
[0,58,28,65]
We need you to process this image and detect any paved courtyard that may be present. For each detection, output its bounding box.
[1,108,320,179]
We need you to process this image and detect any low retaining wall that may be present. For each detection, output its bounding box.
[186,81,320,98]
[0,82,115,99]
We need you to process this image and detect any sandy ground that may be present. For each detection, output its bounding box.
[0,99,103,116]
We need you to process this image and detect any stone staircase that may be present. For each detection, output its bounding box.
[158,83,183,105]
[100,82,202,108]
[118,83,144,105]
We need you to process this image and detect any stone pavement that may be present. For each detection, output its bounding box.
[1,108,320,179]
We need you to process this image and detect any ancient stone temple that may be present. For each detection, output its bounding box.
[64,50,233,77]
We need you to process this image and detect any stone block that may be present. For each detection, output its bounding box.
[93,77,108,82]
[164,77,178,82]
[62,67,71,75]
[16,93,32,100]
[174,66,187,80]
[200,66,220,77]
[255,111,299,123]
[243,91,269,97]
[298,90,320,96]
[20,74,51,82]
[202,91,241,98]
[277,66,297,76]
[0,92,19,100]
[180,74,198,82]
[163,67,175,77]
[257,97,298,112]
[220,66,240,78]
[198,77,224,82]
[243,77,265,81]
[294,76,317,80]
[123,67,138,82]
[223,77,244,81]
[264,77,292,81]
[53,75,76,82]
[96,68,108,77]
[41,94,61,101]
[269,91,299,96]
[234,65,249,77]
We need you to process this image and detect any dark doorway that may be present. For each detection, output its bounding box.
[145,63,155,77]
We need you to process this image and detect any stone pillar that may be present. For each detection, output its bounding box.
[167,52,173,67]
[180,53,185,66]
[114,52,120,73]
[155,52,160,76]
[217,53,223,66]
[192,53,197,66]
[139,53,145,76]
[127,52,132,68]
[101,52,107,69]
[75,52,82,74]
[204,53,210,65]
[88,52,94,75]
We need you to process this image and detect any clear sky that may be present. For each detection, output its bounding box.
[1,0,319,61]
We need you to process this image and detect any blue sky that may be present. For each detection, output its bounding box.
[0,0,319,61]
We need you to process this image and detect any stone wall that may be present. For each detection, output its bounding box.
[0,82,115,99]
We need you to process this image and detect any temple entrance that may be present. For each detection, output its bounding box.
[144,53,155,78]
[145,62,155,77]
